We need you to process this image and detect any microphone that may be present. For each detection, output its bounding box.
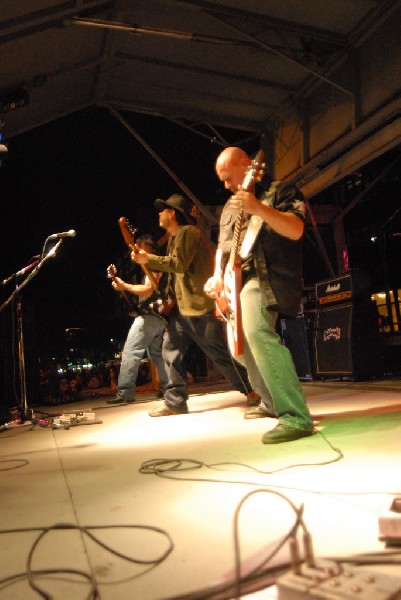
[15,259,40,277]
[48,229,76,240]
[1,259,40,285]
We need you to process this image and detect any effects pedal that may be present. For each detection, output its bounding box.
[378,497,401,546]
[276,559,401,599]
[52,411,102,429]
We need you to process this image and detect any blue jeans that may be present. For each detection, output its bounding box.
[163,309,252,409]
[240,278,313,431]
[117,314,168,401]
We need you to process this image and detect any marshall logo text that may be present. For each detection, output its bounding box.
[326,283,341,293]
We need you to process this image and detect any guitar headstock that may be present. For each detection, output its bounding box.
[107,263,117,279]
[242,149,265,191]
[118,217,138,248]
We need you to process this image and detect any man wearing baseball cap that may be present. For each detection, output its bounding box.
[132,193,259,416]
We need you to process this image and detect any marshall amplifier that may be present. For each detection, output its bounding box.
[314,300,383,380]
[315,270,370,306]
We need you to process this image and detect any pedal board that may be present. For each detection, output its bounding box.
[52,411,102,429]
[276,559,401,599]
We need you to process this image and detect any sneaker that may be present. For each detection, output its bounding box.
[262,423,314,444]
[246,390,261,407]
[149,404,188,417]
[244,404,276,419]
[106,397,135,405]
[154,389,164,398]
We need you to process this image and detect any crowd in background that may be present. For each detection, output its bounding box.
[38,361,146,405]
[37,341,211,406]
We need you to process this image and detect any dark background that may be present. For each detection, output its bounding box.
[0,107,236,358]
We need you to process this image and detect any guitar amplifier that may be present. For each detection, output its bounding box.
[315,270,370,306]
[313,300,383,379]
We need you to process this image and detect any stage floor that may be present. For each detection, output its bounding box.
[1,378,401,599]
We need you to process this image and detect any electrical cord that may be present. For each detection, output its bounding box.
[0,567,95,599]
[155,489,306,600]
[137,453,401,597]
[139,457,401,498]
[0,522,174,599]
[140,428,343,480]
[0,458,29,470]
[1,467,399,598]
[232,489,305,600]
[162,510,401,600]
[157,493,401,600]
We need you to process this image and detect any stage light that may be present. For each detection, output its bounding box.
[0,87,30,114]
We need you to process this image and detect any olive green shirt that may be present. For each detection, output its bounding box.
[147,224,215,316]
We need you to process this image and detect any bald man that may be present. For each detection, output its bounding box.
[204,147,314,444]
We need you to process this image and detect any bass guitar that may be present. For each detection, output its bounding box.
[118,217,176,318]
[107,263,138,317]
[148,297,176,318]
[218,149,265,357]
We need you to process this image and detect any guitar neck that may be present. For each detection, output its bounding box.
[128,242,159,292]
[227,149,265,269]
[228,207,244,268]
[118,217,160,293]
[108,266,136,312]
[121,289,133,307]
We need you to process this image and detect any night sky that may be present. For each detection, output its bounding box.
[0,107,247,357]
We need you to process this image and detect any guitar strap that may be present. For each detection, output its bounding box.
[239,182,279,259]
[165,236,175,300]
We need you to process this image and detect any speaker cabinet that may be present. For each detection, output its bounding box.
[314,301,383,380]
[280,314,313,381]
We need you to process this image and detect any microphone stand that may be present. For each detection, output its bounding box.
[1,239,64,423]
[16,291,30,421]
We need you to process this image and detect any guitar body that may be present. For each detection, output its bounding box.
[117,217,176,315]
[224,262,244,357]
[214,290,228,318]
[220,149,265,358]
[148,297,176,318]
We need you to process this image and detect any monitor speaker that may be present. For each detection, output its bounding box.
[314,300,383,380]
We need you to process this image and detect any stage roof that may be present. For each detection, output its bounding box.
[2,0,400,139]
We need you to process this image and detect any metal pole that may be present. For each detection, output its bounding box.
[15,294,32,421]
[109,108,218,225]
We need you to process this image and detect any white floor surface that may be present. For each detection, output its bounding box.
[1,379,401,599]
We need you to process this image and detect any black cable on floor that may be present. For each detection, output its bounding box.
[0,522,174,599]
